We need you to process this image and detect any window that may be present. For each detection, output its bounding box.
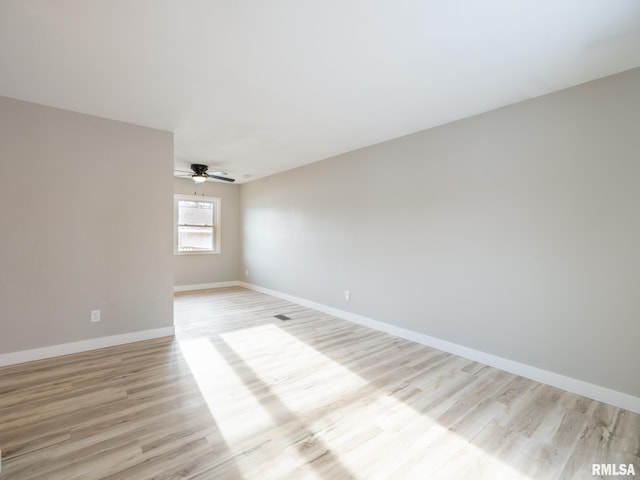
[174,194,221,254]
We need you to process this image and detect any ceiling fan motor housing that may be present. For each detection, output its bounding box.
[191,164,209,176]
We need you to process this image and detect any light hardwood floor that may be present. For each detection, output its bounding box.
[1,287,638,479]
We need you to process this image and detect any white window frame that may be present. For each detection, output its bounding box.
[174,194,221,255]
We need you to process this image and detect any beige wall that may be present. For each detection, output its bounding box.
[241,67,640,397]
[0,97,174,353]
[174,177,241,286]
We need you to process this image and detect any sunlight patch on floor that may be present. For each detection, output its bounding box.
[215,324,532,479]
[178,337,277,444]
[179,336,341,478]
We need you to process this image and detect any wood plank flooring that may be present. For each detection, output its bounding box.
[1,287,638,479]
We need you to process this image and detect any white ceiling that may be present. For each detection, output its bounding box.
[1,1,639,183]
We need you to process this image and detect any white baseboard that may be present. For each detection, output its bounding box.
[174,281,241,292]
[239,282,640,414]
[0,326,175,367]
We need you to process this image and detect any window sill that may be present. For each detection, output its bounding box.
[174,251,221,256]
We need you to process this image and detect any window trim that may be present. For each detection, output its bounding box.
[174,194,221,255]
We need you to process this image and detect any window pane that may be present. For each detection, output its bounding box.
[178,225,214,252]
[178,200,213,226]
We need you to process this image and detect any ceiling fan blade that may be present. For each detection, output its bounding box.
[207,174,236,183]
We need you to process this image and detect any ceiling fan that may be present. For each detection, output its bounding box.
[175,164,236,183]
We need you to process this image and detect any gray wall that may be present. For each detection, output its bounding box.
[241,67,640,397]
[0,96,174,353]
[174,177,241,286]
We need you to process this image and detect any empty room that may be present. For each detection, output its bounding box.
[1,1,639,479]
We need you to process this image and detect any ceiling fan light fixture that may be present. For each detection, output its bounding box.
[192,174,208,183]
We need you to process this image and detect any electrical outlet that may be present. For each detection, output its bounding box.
[91,310,101,322]
[345,290,350,300]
